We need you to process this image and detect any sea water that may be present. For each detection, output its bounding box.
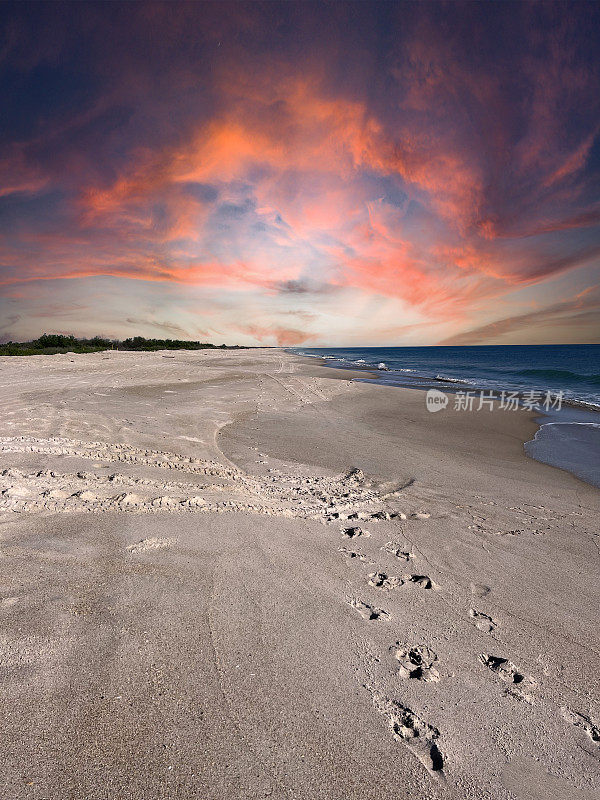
[292,344,600,487]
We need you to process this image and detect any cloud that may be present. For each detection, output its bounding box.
[275,279,338,295]
[236,324,317,346]
[440,285,600,345]
[124,317,192,337]
[0,2,598,344]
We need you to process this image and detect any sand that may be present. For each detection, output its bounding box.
[0,347,598,799]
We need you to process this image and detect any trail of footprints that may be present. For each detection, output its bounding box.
[2,435,594,778]
[338,513,514,779]
[0,436,384,521]
[340,512,448,778]
[336,502,592,783]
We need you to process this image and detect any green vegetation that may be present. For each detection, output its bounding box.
[0,334,245,356]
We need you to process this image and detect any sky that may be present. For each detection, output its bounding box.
[0,1,599,347]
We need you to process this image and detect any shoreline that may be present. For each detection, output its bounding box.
[298,352,600,489]
[291,347,600,412]
[0,348,598,800]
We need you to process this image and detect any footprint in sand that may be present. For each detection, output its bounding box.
[151,496,179,508]
[41,488,70,499]
[382,542,414,561]
[469,609,498,633]
[561,708,600,747]
[404,574,439,590]
[126,537,177,554]
[345,511,370,521]
[338,547,369,562]
[181,496,206,508]
[479,654,536,703]
[372,692,445,778]
[72,489,97,502]
[114,492,143,508]
[349,599,390,621]
[370,510,407,521]
[392,643,440,682]
[490,528,544,536]
[368,572,404,590]
[341,526,370,539]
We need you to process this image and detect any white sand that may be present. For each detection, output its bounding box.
[0,347,598,799]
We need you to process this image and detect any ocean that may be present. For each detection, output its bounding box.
[292,344,600,487]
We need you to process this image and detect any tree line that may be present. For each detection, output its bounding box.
[0,334,245,356]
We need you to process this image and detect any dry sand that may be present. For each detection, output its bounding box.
[0,347,598,799]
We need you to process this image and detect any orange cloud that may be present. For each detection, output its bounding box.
[236,324,316,346]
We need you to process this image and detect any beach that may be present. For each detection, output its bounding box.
[0,347,598,799]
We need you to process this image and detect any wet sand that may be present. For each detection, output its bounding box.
[0,348,598,799]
